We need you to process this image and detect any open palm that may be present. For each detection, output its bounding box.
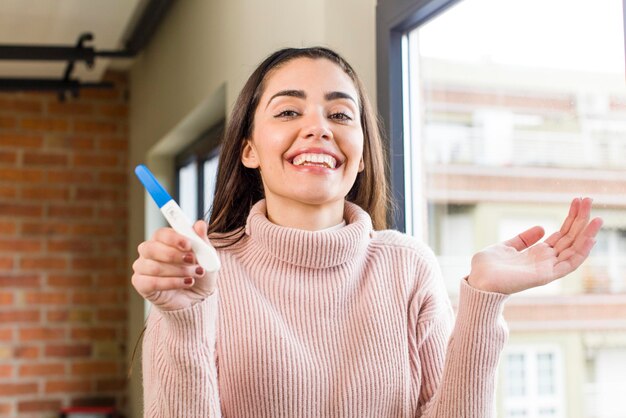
[468,198,603,295]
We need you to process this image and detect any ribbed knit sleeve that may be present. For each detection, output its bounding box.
[419,279,509,418]
[142,292,221,418]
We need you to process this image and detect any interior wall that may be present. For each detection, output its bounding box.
[127,1,377,416]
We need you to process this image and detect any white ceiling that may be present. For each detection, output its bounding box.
[0,0,145,81]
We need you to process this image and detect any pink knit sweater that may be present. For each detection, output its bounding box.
[142,200,509,417]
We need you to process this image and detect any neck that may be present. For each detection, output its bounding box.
[264,197,345,231]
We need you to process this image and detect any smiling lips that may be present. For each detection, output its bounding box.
[292,153,337,169]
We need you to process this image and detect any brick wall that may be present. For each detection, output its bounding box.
[0,72,129,417]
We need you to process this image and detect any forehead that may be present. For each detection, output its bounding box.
[261,57,359,100]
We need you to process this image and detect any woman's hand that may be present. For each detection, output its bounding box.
[132,220,217,311]
[468,197,603,295]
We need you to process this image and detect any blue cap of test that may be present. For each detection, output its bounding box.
[134,164,173,208]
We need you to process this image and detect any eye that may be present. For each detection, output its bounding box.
[274,110,300,118]
[328,112,353,122]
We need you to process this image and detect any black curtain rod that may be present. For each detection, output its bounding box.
[0,45,134,63]
[0,78,113,93]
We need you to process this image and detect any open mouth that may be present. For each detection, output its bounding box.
[291,153,338,169]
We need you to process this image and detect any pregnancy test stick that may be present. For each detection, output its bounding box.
[134,164,220,273]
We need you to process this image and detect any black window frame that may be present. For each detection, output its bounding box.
[174,120,224,220]
[377,0,463,231]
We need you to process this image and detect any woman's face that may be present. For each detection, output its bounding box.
[242,57,364,214]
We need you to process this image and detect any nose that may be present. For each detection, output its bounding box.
[303,112,333,140]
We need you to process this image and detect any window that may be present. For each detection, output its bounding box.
[378,0,626,415]
[174,121,224,221]
[502,346,564,418]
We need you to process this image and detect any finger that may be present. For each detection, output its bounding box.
[504,225,545,251]
[553,237,596,278]
[193,220,209,242]
[138,240,195,265]
[132,273,194,297]
[153,227,192,251]
[556,217,603,262]
[544,198,579,247]
[553,198,592,254]
[133,258,200,278]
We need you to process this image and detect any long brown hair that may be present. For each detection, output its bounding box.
[208,47,390,245]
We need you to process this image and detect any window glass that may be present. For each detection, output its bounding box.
[178,161,198,221]
[401,0,626,415]
[203,153,219,217]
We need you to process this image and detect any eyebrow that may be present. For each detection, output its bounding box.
[265,89,357,109]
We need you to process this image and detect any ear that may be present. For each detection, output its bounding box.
[241,139,260,169]
[358,157,365,173]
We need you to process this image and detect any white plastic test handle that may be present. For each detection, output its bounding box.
[160,200,221,272]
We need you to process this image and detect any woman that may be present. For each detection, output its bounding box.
[132,47,602,417]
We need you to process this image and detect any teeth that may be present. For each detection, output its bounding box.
[292,153,336,169]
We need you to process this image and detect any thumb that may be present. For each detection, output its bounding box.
[193,219,209,242]
[504,225,545,251]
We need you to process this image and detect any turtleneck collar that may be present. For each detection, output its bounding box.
[244,199,373,269]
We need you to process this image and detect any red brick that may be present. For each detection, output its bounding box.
[0,274,41,287]
[0,185,16,198]
[19,327,65,341]
[21,186,70,200]
[0,116,16,129]
[0,364,12,377]
[45,344,91,358]
[0,150,17,164]
[73,120,118,134]
[0,310,40,323]
[97,104,128,118]
[47,239,93,253]
[20,117,69,132]
[73,154,118,167]
[0,221,16,235]
[23,152,68,166]
[0,292,14,305]
[46,169,95,183]
[97,308,127,322]
[0,382,37,396]
[0,238,42,252]
[24,291,69,305]
[47,205,94,219]
[0,257,14,270]
[97,207,127,219]
[95,274,127,287]
[97,171,127,185]
[0,97,42,113]
[47,274,93,287]
[14,345,40,359]
[17,399,62,413]
[96,378,127,391]
[71,256,122,270]
[71,224,118,237]
[47,309,92,323]
[21,221,70,236]
[0,328,12,341]
[98,137,127,151]
[19,362,65,377]
[75,187,124,201]
[47,102,93,115]
[0,403,11,414]
[71,327,117,340]
[79,88,119,100]
[45,379,92,394]
[72,290,121,305]
[20,257,67,270]
[71,360,118,376]
[46,136,94,150]
[0,168,44,182]
[0,134,43,147]
[0,203,43,217]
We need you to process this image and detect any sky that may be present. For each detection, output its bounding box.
[418,0,625,74]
